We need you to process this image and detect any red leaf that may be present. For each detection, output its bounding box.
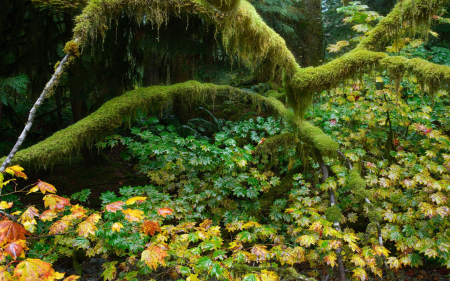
[4,240,27,260]
[43,195,71,211]
[330,119,337,125]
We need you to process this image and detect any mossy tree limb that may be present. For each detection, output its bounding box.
[0,81,338,168]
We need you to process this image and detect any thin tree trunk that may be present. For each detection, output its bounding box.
[319,159,346,281]
[0,43,77,174]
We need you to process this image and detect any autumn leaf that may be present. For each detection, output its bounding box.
[77,214,101,237]
[19,207,39,224]
[4,240,27,260]
[40,210,58,222]
[49,219,72,234]
[27,180,56,194]
[13,259,64,281]
[141,246,168,270]
[0,267,12,281]
[352,268,368,281]
[111,222,123,232]
[5,165,27,180]
[260,270,280,281]
[141,221,161,236]
[125,196,147,205]
[199,219,212,230]
[0,201,13,210]
[157,207,173,218]
[43,195,71,211]
[0,220,29,246]
[122,209,144,222]
[296,235,317,247]
[69,205,88,219]
[251,245,270,262]
[324,252,337,267]
[105,201,125,213]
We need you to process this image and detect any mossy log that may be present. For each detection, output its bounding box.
[0,81,337,168]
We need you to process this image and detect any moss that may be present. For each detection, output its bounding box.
[31,0,88,12]
[265,90,285,102]
[347,168,369,202]
[63,41,81,57]
[326,205,343,222]
[368,210,381,223]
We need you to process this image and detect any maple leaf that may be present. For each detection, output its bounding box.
[0,201,13,210]
[141,246,168,270]
[324,252,337,267]
[0,220,29,246]
[122,209,144,222]
[19,207,39,223]
[69,205,88,219]
[63,275,80,281]
[296,235,317,247]
[13,259,64,281]
[4,240,27,260]
[5,165,27,180]
[77,214,101,237]
[49,219,72,234]
[105,201,125,213]
[260,270,279,281]
[40,210,58,222]
[199,219,212,230]
[251,245,270,262]
[157,207,173,218]
[387,257,402,269]
[111,222,124,232]
[43,195,71,211]
[125,196,147,205]
[141,221,161,236]
[27,180,56,194]
[352,268,368,281]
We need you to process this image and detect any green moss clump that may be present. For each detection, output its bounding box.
[326,205,343,222]
[347,168,369,202]
[63,41,81,57]
[368,210,381,223]
[31,0,88,12]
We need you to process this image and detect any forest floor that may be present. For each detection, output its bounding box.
[10,147,450,281]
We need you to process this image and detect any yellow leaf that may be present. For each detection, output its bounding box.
[122,209,144,222]
[260,270,280,281]
[324,252,337,267]
[111,222,124,232]
[125,196,147,205]
[327,40,350,53]
[296,235,317,247]
[5,165,27,179]
[0,201,13,209]
[77,214,101,237]
[387,257,401,269]
[352,267,368,281]
[186,274,201,281]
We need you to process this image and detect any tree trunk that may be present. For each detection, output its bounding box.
[299,0,324,67]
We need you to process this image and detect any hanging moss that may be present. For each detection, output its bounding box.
[326,205,343,222]
[31,0,88,12]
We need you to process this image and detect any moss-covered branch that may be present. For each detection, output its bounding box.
[0,81,338,167]
[358,0,449,50]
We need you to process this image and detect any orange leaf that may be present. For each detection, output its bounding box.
[0,220,28,246]
[122,209,144,223]
[43,195,71,211]
[49,219,71,234]
[5,165,27,180]
[125,197,147,205]
[63,275,80,281]
[199,219,212,230]
[157,207,173,218]
[69,205,88,219]
[141,246,168,270]
[141,221,161,236]
[13,258,64,281]
[105,201,125,213]
[33,180,57,194]
[40,210,58,222]
[77,214,101,238]
[4,240,27,260]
